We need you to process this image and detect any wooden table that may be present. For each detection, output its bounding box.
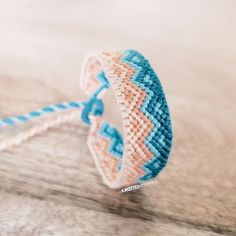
[0,1,235,235]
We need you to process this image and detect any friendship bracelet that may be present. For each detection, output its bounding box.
[80,50,173,189]
[0,49,173,190]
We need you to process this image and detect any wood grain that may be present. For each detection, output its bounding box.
[0,0,235,235]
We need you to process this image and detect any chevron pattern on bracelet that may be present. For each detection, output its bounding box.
[82,49,173,188]
[122,50,172,182]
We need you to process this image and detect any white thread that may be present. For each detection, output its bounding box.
[0,109,82,152]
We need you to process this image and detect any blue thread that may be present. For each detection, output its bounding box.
[42,107,55,112]
[16,115,28,122]
[2,118,14,125]
[55,104,67,110]
[97,71,109,88]
[81,98,104,125]
[93,71,110,97]
[30,112,41,117]
[68,102,81,108]
[99,122,124,158]
[99,122,123,171]
[80,70,109,125]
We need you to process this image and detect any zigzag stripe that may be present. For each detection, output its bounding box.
[99,122,124,159]
[122,50,173,181]
[100,53,155,184]
[88,117,120,182]
[121,53,159,181]
[122,53,165,156]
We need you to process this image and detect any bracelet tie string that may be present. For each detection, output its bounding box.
[0,80,107,151]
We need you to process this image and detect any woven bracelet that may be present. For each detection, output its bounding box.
[0,49,173,190]
[80,50,173,189]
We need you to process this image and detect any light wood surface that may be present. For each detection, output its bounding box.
[0,1,235,235]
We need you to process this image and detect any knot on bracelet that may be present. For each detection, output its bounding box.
[81,71,109,125]
[81,96,104,125]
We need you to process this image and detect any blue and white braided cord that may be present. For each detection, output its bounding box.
[0,90,102,151]
[0,101,83,127]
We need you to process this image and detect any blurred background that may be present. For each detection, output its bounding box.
[0,0,235,96]
[0,1,235,235]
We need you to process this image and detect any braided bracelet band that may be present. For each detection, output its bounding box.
[80,50,173,189]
